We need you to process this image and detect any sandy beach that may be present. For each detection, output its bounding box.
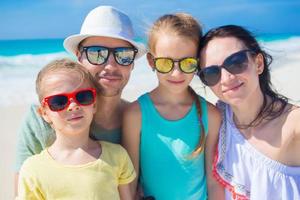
[1,49,300,199]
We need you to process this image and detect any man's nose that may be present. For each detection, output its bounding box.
[103,53,118,69]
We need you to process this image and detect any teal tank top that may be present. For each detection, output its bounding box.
[138,93,208,200]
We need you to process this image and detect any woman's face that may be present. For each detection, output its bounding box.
[200,37,264,106]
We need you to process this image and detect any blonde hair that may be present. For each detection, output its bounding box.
[148,13,205,156]
[147,13,202,54]
[189,86,206,156]
[36,58,99,102]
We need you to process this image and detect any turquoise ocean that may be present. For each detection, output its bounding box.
[0,34,300,106]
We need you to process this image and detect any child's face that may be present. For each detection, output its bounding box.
[148,34,198,94]
[39,72,96,136]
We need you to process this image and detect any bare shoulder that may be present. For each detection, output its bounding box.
[206,101,221,122]
[120,98,131,109]
[203,101,221,137]
[123,100,141,117]
[286,105,300,139]
[120,99,141,115]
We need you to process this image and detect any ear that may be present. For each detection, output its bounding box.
[146,53,155,71]
[76,50,83,63]
[93,102,97,114]
[255,53,264,75]
[37,106,52,124]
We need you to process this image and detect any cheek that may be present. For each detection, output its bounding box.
[44,110,64,124]
[210,84,224,99]
[186,73,194,81]
[121,67,132,79]
[79,60,99,76]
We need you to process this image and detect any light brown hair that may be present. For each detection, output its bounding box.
[147,13,202,54]
[36,58,99,102]
[148,13,205,156]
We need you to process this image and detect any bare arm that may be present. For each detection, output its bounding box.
[122,101,142,198]
[205,103,224,200]
[119,184,134,200]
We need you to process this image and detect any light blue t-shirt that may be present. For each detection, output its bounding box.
[138,93,208,200]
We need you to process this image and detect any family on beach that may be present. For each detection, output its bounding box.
[14,5,300,200]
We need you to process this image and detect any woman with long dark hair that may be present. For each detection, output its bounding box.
[198,25,300,200]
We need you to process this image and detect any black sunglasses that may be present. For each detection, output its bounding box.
[197,49,255,86]
[81,46,138,66]
[151,55,198,74]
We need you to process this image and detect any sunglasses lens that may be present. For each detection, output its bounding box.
[86,47,109,65]
[199,66,221,86]
[75,90,95,105]
[224,51,249,74]
[155,58,173,73]
[47,95,69,111]
[114,47,136,66]
[180,58,198,73]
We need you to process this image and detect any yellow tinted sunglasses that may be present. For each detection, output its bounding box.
[152,56,199,74]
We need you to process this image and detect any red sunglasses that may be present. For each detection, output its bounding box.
[42,88,96,112]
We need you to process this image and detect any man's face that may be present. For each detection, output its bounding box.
[78,36,134,97]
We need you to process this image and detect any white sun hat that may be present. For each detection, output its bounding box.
[63,5,146,59]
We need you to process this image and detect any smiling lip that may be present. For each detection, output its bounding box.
[223,82,244,93]
[167,80,185,84]
[67,116,83,121]
[99,74,121,81]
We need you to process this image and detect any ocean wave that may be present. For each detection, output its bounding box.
[0,52,72,69]
[261,36,300,52]
[0,37,299,106]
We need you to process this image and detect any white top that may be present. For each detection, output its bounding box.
[213,102,300,200]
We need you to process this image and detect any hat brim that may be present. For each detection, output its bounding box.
[63,33,146,59]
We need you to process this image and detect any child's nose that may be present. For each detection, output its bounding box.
[170,62,182,76]
[67,98,80,111]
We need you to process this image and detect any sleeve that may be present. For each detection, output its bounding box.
[14,104,54,172]
[17,159,44,200]
[117,146,137,185]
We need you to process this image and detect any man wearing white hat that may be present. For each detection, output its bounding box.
[15,5,145,194]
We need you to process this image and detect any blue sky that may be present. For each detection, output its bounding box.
[1,0,300,39]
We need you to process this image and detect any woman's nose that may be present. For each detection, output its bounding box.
[220,68,235,84]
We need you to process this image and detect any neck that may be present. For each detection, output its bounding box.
[93,94,125,129]
[153,85,193,104]
[231,89,265,127]
[51,130,91,151]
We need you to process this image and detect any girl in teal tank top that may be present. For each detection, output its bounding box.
[122,13,224,200]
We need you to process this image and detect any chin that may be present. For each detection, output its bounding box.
[222,95,247,107]
[99,86,122,97]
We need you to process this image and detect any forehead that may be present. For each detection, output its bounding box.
[41,71,90,96]
[201,37,246,65]
[81,36,133,47]
[154,34,197,57]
